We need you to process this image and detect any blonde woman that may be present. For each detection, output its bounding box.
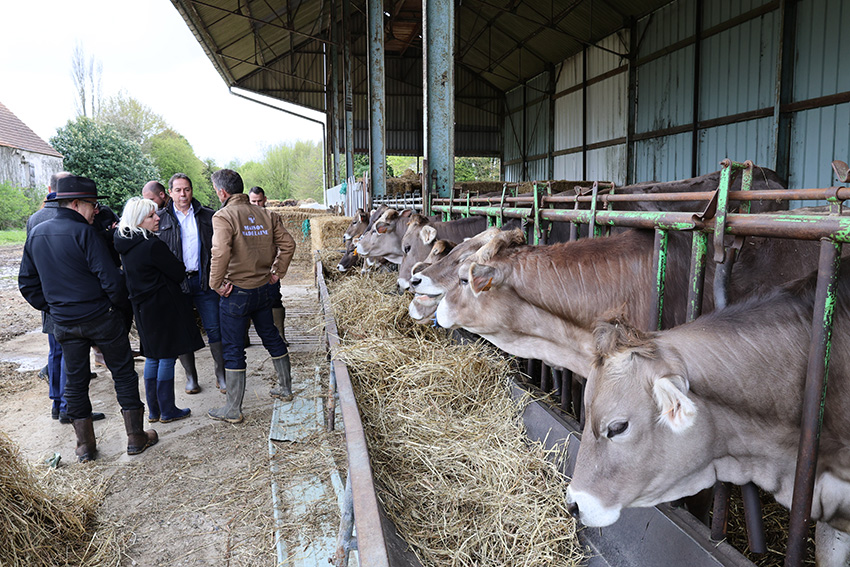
[114,197,203,423]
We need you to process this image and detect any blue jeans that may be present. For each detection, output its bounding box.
[187,273,221,344]
[47,333,67,413]
[219,283,287,369]
[143,357,177,382]
[53,308,142,419]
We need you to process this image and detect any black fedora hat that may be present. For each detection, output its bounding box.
[47,175,105,201]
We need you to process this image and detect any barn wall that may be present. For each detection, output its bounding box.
[0,147,63,190]
[506,0,849,198]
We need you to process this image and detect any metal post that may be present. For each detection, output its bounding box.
[651,229,668,331]
[422,0,455,198]
[342,0,354,180]
[784,239,842,567]
[367,0,386,198]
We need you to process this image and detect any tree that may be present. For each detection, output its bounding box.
[50,117,159,207]
[71,43,102,118]
[148,129,214,206]
[98,91,168,148]
[454,157,500,182]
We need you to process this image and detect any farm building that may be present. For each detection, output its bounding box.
[169,1,850,566]
[0,101,63,190]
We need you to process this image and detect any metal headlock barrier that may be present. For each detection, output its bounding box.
[371,159,848,567]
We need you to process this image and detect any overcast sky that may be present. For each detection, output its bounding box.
[0,0,325,166]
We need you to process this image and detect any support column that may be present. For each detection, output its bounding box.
[772,0,797,183]
[367,0,387,198]
[342,0,355,182]
[330,2,341,186]
[423,0,455,198]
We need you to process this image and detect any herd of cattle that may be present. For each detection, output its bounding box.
[335,167,850,566]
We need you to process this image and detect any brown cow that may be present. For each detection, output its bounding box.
[566,265,850,566]
[397,214,489,289]
[337,205,387,273]
[355,208,414,265]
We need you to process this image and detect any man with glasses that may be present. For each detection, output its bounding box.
[19,175,157,462]
[156,173,225,394]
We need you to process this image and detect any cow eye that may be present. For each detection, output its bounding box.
[459,276,469,286]
[606,421,629,439]
[403,244,411,254]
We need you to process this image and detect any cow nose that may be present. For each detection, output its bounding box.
[410,275,421,287]
[568,501,580,520]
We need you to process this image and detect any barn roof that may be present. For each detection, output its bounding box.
[170,0,670,155]
[0,101,63,158]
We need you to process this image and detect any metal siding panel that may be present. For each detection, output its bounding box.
[636,46,695,132]
[700,10,778,121]
[554,154,583,180]
[587,73,627,144]
[794,0,848,101]
[634,133,693,182]
[527,158,548,181]
[702,0,774,28]
[588,32,629,78]
[638,0,695,57]
[698,117,774,174]
[790,104,850,190]
[587,145,627,185]
[526,99,549,158]
[556,91,583,151]
[557,56,582,91]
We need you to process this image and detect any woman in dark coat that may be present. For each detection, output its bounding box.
[114,197,204,423]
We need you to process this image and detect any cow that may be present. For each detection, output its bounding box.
[397,214,489,289]
[343,208,370,243]
[565,265,850,566]
[337,205,387,273]
[355,208,414,265]
[411,226,830,376]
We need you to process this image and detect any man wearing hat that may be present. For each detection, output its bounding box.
[18,175,157,463]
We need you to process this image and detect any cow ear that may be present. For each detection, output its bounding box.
[469,262,501,296]
[420,225,437,245]
[592,314,649,357]
[475,228,525,262]
[653,376,696,433]
[376,222,391,234]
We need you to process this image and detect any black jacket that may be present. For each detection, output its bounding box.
[19,208,130,326]
[156,198,215,293]
[114,231,203,359]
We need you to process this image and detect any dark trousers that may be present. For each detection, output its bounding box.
[220,283,287,369]
[47,333,67,413]
[53,308,142,420]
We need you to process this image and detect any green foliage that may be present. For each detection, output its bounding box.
[0,229,27,245]
[97,91,169,148]
[387,156,420,177]
[235,140,324,202]
[349,153,396,180]
[50,117,159,209]
[0,182,36,230]
[148,129,215,207]
[454,157,500,182]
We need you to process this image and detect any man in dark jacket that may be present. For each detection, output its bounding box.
[156,173,226,394]
[18,176,157,463]
[26,171,106,424]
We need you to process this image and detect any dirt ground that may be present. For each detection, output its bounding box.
[0,244,345,566]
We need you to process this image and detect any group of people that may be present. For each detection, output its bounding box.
[18,170,297,463]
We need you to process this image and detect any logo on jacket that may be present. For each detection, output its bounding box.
[249,216,255,224]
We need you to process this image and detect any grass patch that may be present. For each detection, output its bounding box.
[0,230,26,245]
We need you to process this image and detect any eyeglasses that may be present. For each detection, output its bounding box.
[81,200,99,208]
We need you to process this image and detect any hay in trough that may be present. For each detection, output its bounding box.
[0,432,123,566]
[327,274,586,567]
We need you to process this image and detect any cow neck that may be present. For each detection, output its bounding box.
[505,231,657,331]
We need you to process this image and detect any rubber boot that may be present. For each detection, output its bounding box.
[270,354,293,401]
[144,378,160,422]
[122,407,158,455]
[244,324,251,347]
[272,307,288,345]
[209,342,227,393]
[208,369,246,424]
[157,379,191,423]
[179,352,200,394]
[72,417,97,463]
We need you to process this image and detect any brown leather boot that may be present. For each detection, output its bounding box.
[122,407,158,455]
[72,417,97,462]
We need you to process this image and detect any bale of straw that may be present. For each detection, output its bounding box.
[0,432,122,566]
[311,216,351,252]
[326,274,586,567]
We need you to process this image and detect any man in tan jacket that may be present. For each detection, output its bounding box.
[208,169,297,423]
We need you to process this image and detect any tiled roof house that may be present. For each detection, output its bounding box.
[0,101,63,189]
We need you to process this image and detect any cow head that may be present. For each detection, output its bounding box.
[407,228,504,322]
[343,208,370,243]
[355,208,412,264]
[566,316,713,528]
[337,237,360,272]
[398,214,436,289]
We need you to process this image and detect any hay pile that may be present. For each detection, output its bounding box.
[327,274,586,566]
[0,432,122,566]
[311,216,351,252]
[271,207,336,264]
